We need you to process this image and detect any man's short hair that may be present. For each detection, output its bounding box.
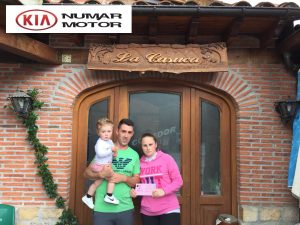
[118,118,134,129]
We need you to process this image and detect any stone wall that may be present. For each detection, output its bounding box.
[15,207,62,225]
[239,205,298,225]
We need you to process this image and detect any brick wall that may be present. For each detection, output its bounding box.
[0,60,298,224]
[228,64,297,206]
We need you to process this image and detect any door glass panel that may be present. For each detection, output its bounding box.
[200,101,221,195]
[87,99,109,163]
[129,92,181,167]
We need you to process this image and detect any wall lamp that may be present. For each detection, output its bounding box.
[8,90,33,118]
[275,100,300,124]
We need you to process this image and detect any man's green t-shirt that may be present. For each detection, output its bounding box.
[94,147,140,213]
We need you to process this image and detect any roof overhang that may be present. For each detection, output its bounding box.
[0,2,300,70]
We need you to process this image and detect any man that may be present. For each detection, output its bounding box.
[84,118,140,225]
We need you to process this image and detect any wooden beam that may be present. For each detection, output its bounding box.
[0,4,6,27]
[0,27,59,64]
[223,17,243,46]
[279,28,300,52]
[148,17,157,44]
[66,34,85,46]
[108,34,119,44]
[187,18,199,44]
[260,18,287,49]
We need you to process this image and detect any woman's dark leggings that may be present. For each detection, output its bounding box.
[141,213,180,225]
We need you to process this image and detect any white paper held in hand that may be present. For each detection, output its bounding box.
[135,183,156,196]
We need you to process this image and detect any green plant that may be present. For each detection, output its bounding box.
[6,88,78,225]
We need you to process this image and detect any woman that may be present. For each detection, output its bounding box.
[131,133,183,225]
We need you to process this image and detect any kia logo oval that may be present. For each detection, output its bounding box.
[16,9,58,31]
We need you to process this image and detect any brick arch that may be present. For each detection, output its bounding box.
[53,68,257,115]
[53,69,136,106]
[207,71,258,112]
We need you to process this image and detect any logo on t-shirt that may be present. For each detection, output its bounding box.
[112,157,132,169]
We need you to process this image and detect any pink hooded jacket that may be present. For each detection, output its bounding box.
[139,150,183,216]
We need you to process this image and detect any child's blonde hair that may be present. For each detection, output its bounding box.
[96,118,114,131]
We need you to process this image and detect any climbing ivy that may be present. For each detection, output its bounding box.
[6,89,78,225]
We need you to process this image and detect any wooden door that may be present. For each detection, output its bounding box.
[118,83,191,225]
[71,87,117,225]
[71,81,236,225]
[190,90,235,225]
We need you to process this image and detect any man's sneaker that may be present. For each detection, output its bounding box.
[104,194,119,205]
[82,195,94,209]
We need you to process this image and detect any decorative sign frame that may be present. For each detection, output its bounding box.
[88,43,228,74]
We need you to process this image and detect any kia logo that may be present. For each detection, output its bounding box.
[16,9,58,31]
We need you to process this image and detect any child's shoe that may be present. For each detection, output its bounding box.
[82,195,94,209]
[104,194,119,204]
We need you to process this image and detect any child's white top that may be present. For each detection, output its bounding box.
[94,138,114,164]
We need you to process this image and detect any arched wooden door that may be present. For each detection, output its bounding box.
[71,80,236,225]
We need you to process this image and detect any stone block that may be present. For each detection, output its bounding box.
[281,206,299,222]
[260,207,280,221]
[18,207,38,220]
[240,206,258,222]
[40,208,63,219]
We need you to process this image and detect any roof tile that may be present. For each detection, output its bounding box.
[43,0,299,8]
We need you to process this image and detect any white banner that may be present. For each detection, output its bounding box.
[292,146,300,199]
[6,5,132,33]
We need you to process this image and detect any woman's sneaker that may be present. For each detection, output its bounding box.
[82,195,94,209]
[104,194,119,204]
